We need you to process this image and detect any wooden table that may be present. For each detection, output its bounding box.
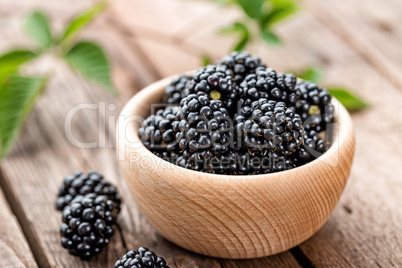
[1,0,401,267]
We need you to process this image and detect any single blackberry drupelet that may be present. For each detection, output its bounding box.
[295,80,334,131]
[114,247,169,268]
[139,106,180,154]
[234,99,304,158]
[186,65,240,112]
[216,51,265,84]
[56,171,121,211]
[60,194,120,260]
[162,75,191,105]
[176,94,232,172]
[239,67,299,108]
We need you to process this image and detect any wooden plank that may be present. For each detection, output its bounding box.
[108,0,217,38]
[110,2,402,267]
[0,186,38,268]
[302,0,402,91]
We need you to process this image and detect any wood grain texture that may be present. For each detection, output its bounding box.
[117,75,356,259]
[0,186,38,268]
[302,0,402,91]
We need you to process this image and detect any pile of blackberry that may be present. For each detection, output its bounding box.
[114,247,169,268]
[56,172,122,260]
[141,51,334,174]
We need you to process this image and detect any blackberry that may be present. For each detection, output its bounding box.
[114,247,169,268]
[187,65,240,112]
[234,99,304,158]
[139,106,180,153]
[162,75,191,104]
[239,67,299,107]
[296,129,329,164]
[216,51,265,84]
[176,94,232,172]
[60,194,120,260]
[295,80,334,131]
[56,171,121,211]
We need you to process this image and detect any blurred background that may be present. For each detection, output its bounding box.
[0,0,401,267]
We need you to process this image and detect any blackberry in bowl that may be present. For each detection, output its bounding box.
[116,53,355,259]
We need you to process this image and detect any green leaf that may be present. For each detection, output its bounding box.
[201,54,212,67]
[262,0,299,26]
[65,41,116,94]
[61,2,107,44]
[233,36,249,51]
[25,11,52,48]
[327,88,369,111]
[262,29,281,46]
[220,22,248,34]
[235,0,263,19]
[295,67,323,83]
[211,0,235,4]
[0,50,37,84]
[0,76,47,159]
[220,22,249,51]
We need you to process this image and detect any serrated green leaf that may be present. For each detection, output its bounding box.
[262,29,281,46]
[235,0,263,19]
[295,67,323,83]
[0,76,47,159]
[328,88,368,111]
[65,41,116,94]
[61,2,107,44]
[201,54,212,67]
[262,0,299,26]
[25,11,52,48]
[0,50,37,84]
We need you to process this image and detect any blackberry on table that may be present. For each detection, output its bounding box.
[176,94,232,172]
[295,80,334,131]
[187,65,240,112]
[162,75,191,105]
[234,99,304,158]
[139,106,180,154]
[56,171,121,211]
[239,67,299,108]
[60,194,121,260]
[216,51,265,84]
[114,247,169,268]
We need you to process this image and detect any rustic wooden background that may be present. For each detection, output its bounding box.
[0,0,401,267]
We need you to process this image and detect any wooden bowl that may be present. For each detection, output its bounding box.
[116,75,356,259]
